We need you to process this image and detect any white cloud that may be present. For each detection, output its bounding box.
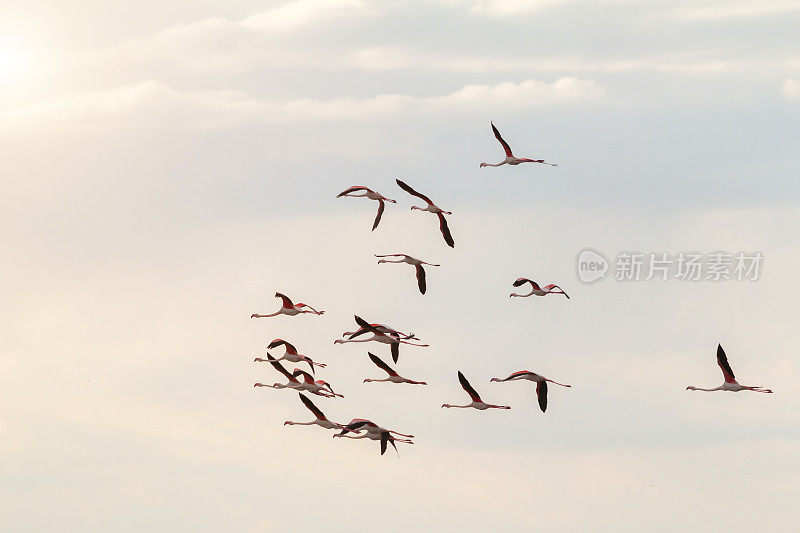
[240,0,372,31]
[780,78,800,100]
[351,46,738,74]
[672,0,800,19]
[1,77,605,129]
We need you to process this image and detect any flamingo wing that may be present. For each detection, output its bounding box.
[368,352,398,376]
[716,344,736,383]
[354,315,384,336]
[337,420,369,436]
[458,371,482,402]
[390,342,400,363]
[543,284,570,298]
[374,253,408,258]
[299,393,326,420]
[415,264,427,294]
[507,370,535,381]
[437,212,455,248]
[396,179,434,205]
[491,122,514,157]
[302,356,316,375]
[268,338,298,354]
[292,369,315,383]
[297,303,321,313]
[274,292,294,309]
[537,381,548,412]
[337,185,369,197]
[513,278,541,290]
[267,354,296,381]
[372,199,385,231]
[380,432,398,456]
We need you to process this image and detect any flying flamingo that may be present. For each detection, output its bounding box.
[375,253,440,294]
[251,292,324,318]
[395,179,454,248]
[491,371,572,412]
[363,352,427,385]
[442,371,511,410]
[686,344,773,393]
[254,338,326,375]
[335,315,428,363]
[253,355,337,397]
[510,278,569,298]
[293,370,343,398]
[284,393,344,430]
[480,122,557,168]
[335,419,414,441]
[333,426,411,456]
[342,323,419,342]
[336,185,396,231]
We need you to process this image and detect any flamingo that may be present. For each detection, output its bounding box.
[342,323,419,342]
[363,352,427,385]
[333,426,411,456]
[375,253,440,295]
[491,371,571,413]
[480,122,557,168]
[335,315,428,363]
[442,371,511,410]
[395,179,454,248]
[510,278,569,298]
[686,344,773,393]
[293,370,343,398]
[335,418,415,441]
[253,355,337,397]
[284,393,344,430]
[251,292,324,318]
[254,338,326,375]
[336,185,396,231]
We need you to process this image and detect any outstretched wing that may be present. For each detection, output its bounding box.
[513,278,541,290]
[337,185,369,197]
[716,344,736,383]
[543,284,569,298]
[337,420,369,436]
[458,371,482,402]
[274,292,294,308]
[268,338,298,354]
[380,431,389,455]
[390,342,400,363]
[491,122,513,157]
[368,352,398,376]
[372,199,385,231]
[292,369,315,383]
[396,179,433,205]
[437,212,455,248]
[506,370,535,381]
[415,264,427,294]
[374,253,408,258]
[537,381,548,412]
[296,303,321,313]
[267,354,296,381]
[299,393,326,420]
[354,315,384,336]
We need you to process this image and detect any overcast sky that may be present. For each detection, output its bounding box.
[1,1,799,531]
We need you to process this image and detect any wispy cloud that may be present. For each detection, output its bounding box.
[1,77,605,129]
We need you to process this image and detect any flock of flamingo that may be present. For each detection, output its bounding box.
[250,122,774,456]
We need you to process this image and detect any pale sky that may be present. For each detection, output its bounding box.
[1,1,799,531]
